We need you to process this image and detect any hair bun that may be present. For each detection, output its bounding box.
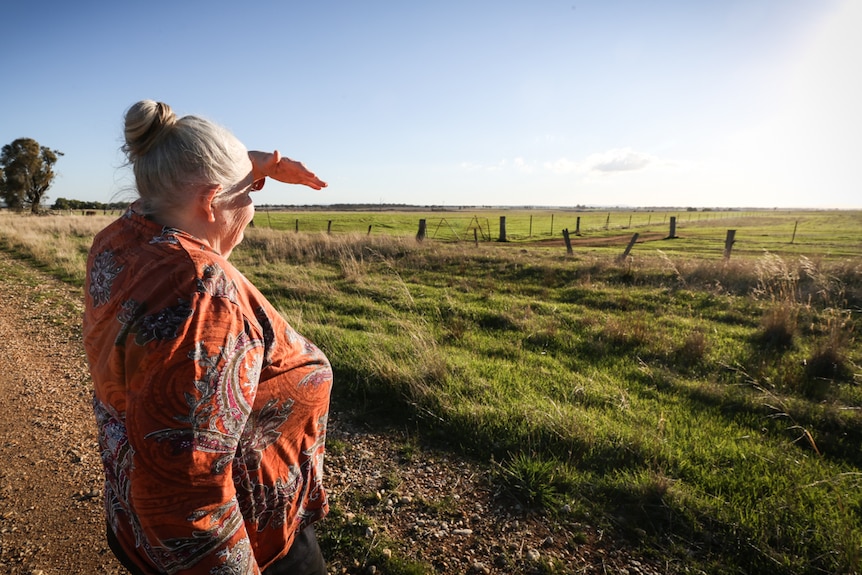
[123,100,177,160]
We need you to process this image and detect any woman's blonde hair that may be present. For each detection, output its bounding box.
[122,100,248,215]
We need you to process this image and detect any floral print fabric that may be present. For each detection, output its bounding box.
[83,208,332,575]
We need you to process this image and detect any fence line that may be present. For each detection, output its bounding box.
[256,210,756,241]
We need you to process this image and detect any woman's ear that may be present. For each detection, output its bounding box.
[198,185,222,223]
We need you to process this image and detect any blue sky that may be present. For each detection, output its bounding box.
[3,1,860,208]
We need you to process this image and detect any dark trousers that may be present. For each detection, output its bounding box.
[264,526,327,575]
[107,525,326,575]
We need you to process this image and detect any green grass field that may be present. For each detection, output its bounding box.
[2,208,860,574]
[251,208,861,258]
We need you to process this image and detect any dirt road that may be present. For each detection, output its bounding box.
[0,251,123,574]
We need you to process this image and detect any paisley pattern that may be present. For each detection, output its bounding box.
[147,333,263,475]
[211,538,255,575]
[83,207,332,574]
[88,250,124,307]
[197,264,239,304]
[134,299,194,345]
[149,227,182,245]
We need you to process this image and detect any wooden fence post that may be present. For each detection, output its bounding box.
[791,220,798,244]
[605,213,610,230]
[724,229,736,259]
[327,220,332,235]
[416,219,427,241]
[562,228,573,256]
[529,215,533,238]
[474,228,479,247]
[618,233,639,261]
[575,216,581,235]
[550,213,554,236]
[295,219,299,233]
[668,216,677,239]
[367,225,372,236]
[498,216,507,242]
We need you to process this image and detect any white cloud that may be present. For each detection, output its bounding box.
[582,148,655,173]
[543,148,671,176]
[462,148,674,181]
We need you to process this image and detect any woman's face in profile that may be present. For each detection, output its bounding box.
[212,157,257,258]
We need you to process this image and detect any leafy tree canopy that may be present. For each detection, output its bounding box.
[52,197,128,212]
[0,138,63,214]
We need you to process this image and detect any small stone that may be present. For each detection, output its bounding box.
[365,526,374,538]
[381,548,392,559]
[526,548,541,562]
[453,528,473,536]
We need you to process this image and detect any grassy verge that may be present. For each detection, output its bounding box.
[2,210,860,574]
[236,225,861,574]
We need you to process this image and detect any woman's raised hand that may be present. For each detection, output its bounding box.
[250,150,327,190]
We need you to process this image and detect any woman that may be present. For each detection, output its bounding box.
[83,100,332,575]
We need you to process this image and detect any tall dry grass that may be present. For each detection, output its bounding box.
[3,211,860,305]
[0,212,113,284]
[241,227,421,267]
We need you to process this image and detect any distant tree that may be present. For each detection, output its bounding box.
[52,197,72,211]
[0,138,63,214]
[51,197,128,212]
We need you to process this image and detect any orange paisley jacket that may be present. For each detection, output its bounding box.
[83,207,332,574]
